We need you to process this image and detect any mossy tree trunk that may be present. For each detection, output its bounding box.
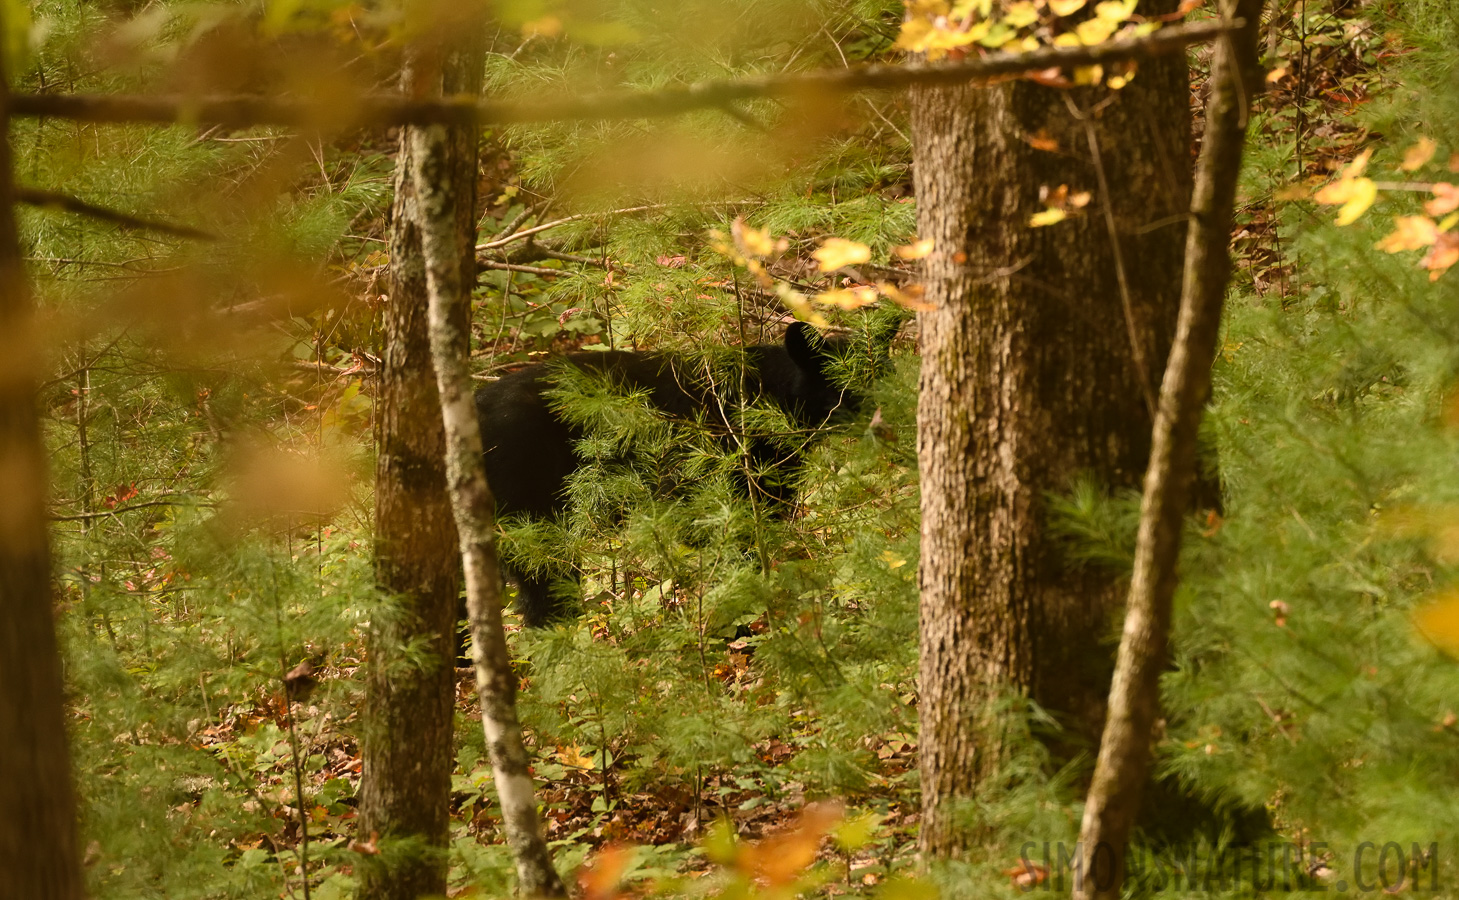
[909,0,1192,858]
[359,32,482,900]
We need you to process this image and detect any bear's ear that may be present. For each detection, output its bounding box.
[785,321,827,372]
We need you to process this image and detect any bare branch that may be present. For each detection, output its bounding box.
[16,188,217,241]
[1074,4,1266,900]
[475,259,566,277]
[51,496,208,522]
[10,20,1233,130]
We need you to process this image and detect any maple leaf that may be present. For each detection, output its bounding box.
[732,218,781,258]
[1314,170,1377,226]
[1425,182,1459,217]
[1030,207,1068,227]
[1004,1,1039,27]
[1420,232,1459,280]
[1415,588,1459,657]
[878,282,934,311]
[815,286,879,309]
[1375,215,1439,253]
[814,237,872,272]
[1401,136,1439,172]
[892,238,934,260]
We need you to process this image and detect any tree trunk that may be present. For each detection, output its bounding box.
[359,36,481,900]
[1076,4,1265,897]
[0,29,86,899]
[910,0,1192,858]
[413,111,568,900]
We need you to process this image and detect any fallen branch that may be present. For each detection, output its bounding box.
[11,20,1233,131]
[16,187,216,240]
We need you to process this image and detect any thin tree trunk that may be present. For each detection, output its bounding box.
[0,24,86,899]
[909,0,1192,858]
[411,93,568,900]
[359,37,479,900]
[1075,4,1265,898]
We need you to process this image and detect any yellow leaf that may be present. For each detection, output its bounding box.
[880,550,907,570]
[1415,590,1459,658]
[1265,66,1289,83]
[1335,178,1377,225]
[1052,31,1081,47]
[1344,147,1375,178]
[814,237,872,272]
[1073,64,1103,85]
[1402,136,1439,172]
[780,286,830,327]
[1426,183,1459,217]
[1049,0,1087,14]
[557,744,594,770]
[893,18,937,53]
[1030,207,1068,227]
[1004,1,1040,27]
[1374,215,1438,253]
[877,281,935,311]
[732,218,779,258]
[1095,0,1137,22]
[893,238,935,260]
[1440,212,1459,231]
[815,287,879,309]
[521,15,563,38]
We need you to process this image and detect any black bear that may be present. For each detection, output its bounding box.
[474,320,881,627]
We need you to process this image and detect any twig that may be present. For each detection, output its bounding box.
[16,187,217,240]
[10,20,1234,130]
[478,204,674,250]
[476,259,564,277]
[50,496,206,521]
[533,247,610,267]
[1065,94,1157,419]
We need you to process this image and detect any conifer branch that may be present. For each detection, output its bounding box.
[9,19,1233,130]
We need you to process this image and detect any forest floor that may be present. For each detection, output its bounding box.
[198,7,1403,895]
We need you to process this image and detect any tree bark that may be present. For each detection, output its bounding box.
[0,24,86,899]
[411,86,568,900]
[359,37,480,900]
[1075,5,1265,898]
[909,0,1193,858]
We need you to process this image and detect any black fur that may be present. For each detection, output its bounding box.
[474,322,864,627]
